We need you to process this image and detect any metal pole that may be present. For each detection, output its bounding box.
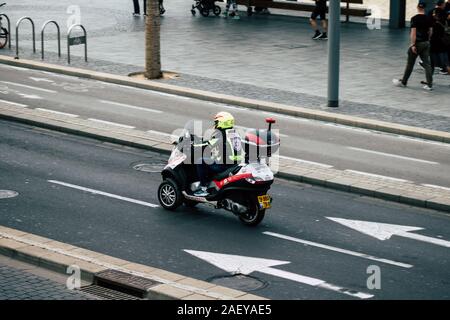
[327,0,340,108]
[389,0,406,29]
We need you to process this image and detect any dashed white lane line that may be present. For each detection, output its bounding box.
[422,184,450,192]
[0,81,58,93]
[263,231,413,268]
[87,118,135,129]
[0,99,28,107]
[278,155,334,168]
[347,146,439,165]
[36,108,79,118]
[344,170,411,183]
[99,100,163,114]
[48,180,159,208]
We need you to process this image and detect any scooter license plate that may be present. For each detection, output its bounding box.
[258,195,271,209]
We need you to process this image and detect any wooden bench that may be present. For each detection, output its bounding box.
[233,0,371,22]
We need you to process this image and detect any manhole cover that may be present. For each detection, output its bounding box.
[132,163,165,173]
[208,274,267,292]
[0,190,18,199]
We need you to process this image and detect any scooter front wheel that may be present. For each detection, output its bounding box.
[158,178,182,210]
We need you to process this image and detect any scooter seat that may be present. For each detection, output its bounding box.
[212,164,241,181]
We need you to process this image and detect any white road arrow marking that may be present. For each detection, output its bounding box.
[29,77,55,83]
[184,250,374,299]
[263,231,413,268]
[327,217,450,248]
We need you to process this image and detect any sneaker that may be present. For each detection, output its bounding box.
[439,69,449,75]
[318,32,328,40]
[132,13,140,17]
[194,187,209,197]
[312,30,322,40]
[392,79,406,87]
[418,61,424,69]
[232,14,240,20]
[422,84,433,91]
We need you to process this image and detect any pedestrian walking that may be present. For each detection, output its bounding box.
[133,0,147,16]
[223,0,240,19]
[310,0,328,40]
[430,7,450,75]
[393,2,434,91]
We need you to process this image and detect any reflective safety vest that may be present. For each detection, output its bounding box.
[209,128,243,164]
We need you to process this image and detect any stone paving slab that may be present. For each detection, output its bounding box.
[0,257,97,300]
[1,102,449,213]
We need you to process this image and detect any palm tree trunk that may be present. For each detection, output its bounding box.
[145,0,162,79]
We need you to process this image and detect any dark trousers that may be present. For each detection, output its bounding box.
[196,159,229,186]
[401,41,433,87]
[133,0,147,14]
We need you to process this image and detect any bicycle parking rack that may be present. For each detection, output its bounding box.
[15,16,35,59]
[41,20,61,60]
[0,13,11,49]
[67,24,87,64]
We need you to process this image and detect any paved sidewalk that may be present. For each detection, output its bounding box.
[1,0,449,132]
[0,256,96,300]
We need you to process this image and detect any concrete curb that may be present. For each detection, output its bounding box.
[1,55,450,144]
[1,102,450,214]
[0,226,266,300]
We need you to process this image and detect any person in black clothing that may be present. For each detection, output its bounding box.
[133,0,147,16]
[430,8,450,74]
[133,0,165,16]
[310,0,328,40]
[393,2,434,91]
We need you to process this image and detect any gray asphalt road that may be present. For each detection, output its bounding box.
[1,119,449,299]
[1,64,450,191]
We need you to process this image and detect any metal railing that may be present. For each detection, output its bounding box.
[67,24,87,64]
[15,16,35,59]
[41,20,60,60]
[0,13,11,48]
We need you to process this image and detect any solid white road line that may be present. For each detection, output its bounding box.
[0,81,58,93]
[36,108,79,118]
[99,100,163,114]
[263,231,413,268]
[48,180,159,208]
[347,146,439,165]
[344,170,411,183]
[0,99,28,108]
[279,155,334,168]
[422,184,450,192]
[87,118,135,129]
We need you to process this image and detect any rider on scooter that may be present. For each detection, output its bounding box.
[194,112,243,197]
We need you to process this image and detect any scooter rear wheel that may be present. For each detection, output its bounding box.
[158,178,182,210]
[238,198,265,226]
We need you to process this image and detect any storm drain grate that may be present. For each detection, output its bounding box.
[94,269,162,299]
[79,285,141,300]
